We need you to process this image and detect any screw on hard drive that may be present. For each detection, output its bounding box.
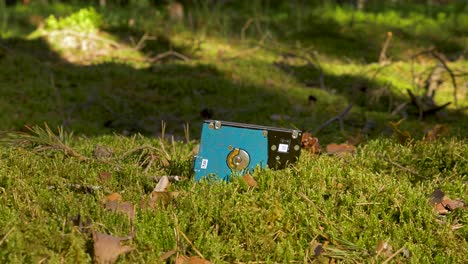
[262,130,268,137]
[208,122,214,129]
[292,130,299,139]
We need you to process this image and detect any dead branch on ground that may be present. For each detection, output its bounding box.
[407,89,451,120]
[379,32,393,64]
[148,50,190,63]
[430,50,459,107]
[313,103,353,134]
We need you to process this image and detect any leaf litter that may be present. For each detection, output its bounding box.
[429,188,465,215]
[92,230,134,264]
[103,192,135,220]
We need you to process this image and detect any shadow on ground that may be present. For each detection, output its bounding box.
[0,36,306,138]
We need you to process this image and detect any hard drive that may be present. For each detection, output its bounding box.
[194,120,302,181]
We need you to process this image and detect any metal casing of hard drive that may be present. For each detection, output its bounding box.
[194,120,302,181]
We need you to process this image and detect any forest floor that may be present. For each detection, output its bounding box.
[0,2,467,263]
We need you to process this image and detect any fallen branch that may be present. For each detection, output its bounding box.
[173,213,205,260]
[407,89,451,120]
[148,50,190,63]
[241,18,254,41]
[430,50,459,107]
[378,32,392,64]
[134,33,157,51]
[313,103,353,134]
[0,227,15,246]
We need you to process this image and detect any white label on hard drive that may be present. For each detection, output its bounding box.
[278,144,289,153]
[201,159,208,169]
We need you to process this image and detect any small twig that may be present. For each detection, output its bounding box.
[430,50,459,108]
[134,33,157,51]
[241,18,253,41]
[149,50,190,63]
[47,184,102,193]
[356,202,381,206]
[382,246,406,264]
[379,32,393,64]
[298,192,327,217]
[173,213,205,259]
[378,154,426,179]
[313,103,353,134]
[152,176,184,182]
[0,227,15,246]
[391,102,408,116]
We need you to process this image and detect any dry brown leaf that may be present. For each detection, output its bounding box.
[441,198,465,211]
[424,124,449,142]
[153,176,170,192]
[242,173,258,188]
[376,240,393,258]
[434,203,449,215]
[117,201,136,220]
[430,188,465,215]
[326,143,356,157]
[159,249,177,260]
[389,119,412,143]
[93,231,134,264]
[175,255,211,264]
[104,193,122,203]
[150,191,179,208]
[104,200,135,220]
[346,132,364,146]
[301,132,321,154]
[99,171,112,182]
[103,193,135,220]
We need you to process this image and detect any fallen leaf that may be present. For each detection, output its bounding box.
[105,193,122,203]
[429,188,465,215]
[159,249,177,260]
[441,198,464,211]
[116,201,136,220]
[99,171,112,182]
[389,119,411,143]
[93,231,134,264]
[434,203,449,215]
[153,176,170,192]
[103,193,135,220]
[326,143,356,157]
[175,255,211,264]
[346,132,363,146]
[375,240,393,258]
[301,132,321,154]
[150,191,179,208]
[242,173,258,188]
[424,124,449,142]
